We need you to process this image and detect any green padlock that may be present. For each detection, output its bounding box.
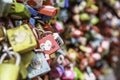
[9,1,31,19]
[0,51,21,80]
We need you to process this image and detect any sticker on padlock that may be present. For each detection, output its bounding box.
[7,24,37,53]
[0,0,13,17]
[0,51,21,80]
[14,20,23,27]
[27,0,43,9]
[33,28,60,54]
[9,2,31,19]
[53,33,64,46]
[39,5,59,17]
[27,53,51,79]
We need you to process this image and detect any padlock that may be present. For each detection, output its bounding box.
[0,0,13,17]
[26,5,39,17]
[56,0,65,8]
[33,28,60,54]
[0,51,21,80]
[56,48,66,56]
[84,66,96,80]
[21,51,35,68]
[52,54,64,65]
[74,67,84,80]
[9,1,31,19]
[72,14,81,27]
[58,8,69,22]
[29,18,36,26]
[39,34,60,54]
[27,0,43,9]
[49,65,64,79]
[67,48,80,62]
[90,16,99,25]
[6,24,37,53]
[64,0,69,8]
[53,33,64,46]
[71,28,83,38]
[44,0,55,5]
[27,52,51,79]
[54,21,64,33]
[39,5,59,17]
[62,68,75,80]
[0,27,7,42]
[80,13,90,21]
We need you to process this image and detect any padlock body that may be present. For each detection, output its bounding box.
[7,24,37,53]
[0,64,19,80]
[38,34,60,54]
[39,6,58,17]
[9,2,31,19]
[27,0,43,9]
[27,53,51,79]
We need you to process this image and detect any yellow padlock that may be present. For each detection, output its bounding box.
[7,24,37,53]
[0,51,21,80]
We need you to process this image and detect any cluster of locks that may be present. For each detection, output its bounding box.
[0,0,120,80]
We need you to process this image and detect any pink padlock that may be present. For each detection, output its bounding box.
[62,69,75,80]
[54,21,64,33]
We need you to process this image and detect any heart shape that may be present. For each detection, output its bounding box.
[40,40,52,51]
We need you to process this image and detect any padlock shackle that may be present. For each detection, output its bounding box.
[33,28,52,40]
[2,43,13,59]
[0,51,21,66]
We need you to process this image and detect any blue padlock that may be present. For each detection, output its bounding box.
[58,9,69,21]
[29,18,36,26]
[64,0,69,8]
[27,53,51,79]
[26,5,39,17]
[38,14,52,22]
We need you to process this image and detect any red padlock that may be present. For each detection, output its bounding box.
[33,28,60,54]
[39,5,59,17]
[38,34,60,54]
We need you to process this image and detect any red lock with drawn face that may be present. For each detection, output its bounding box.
[38,34,60,54]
